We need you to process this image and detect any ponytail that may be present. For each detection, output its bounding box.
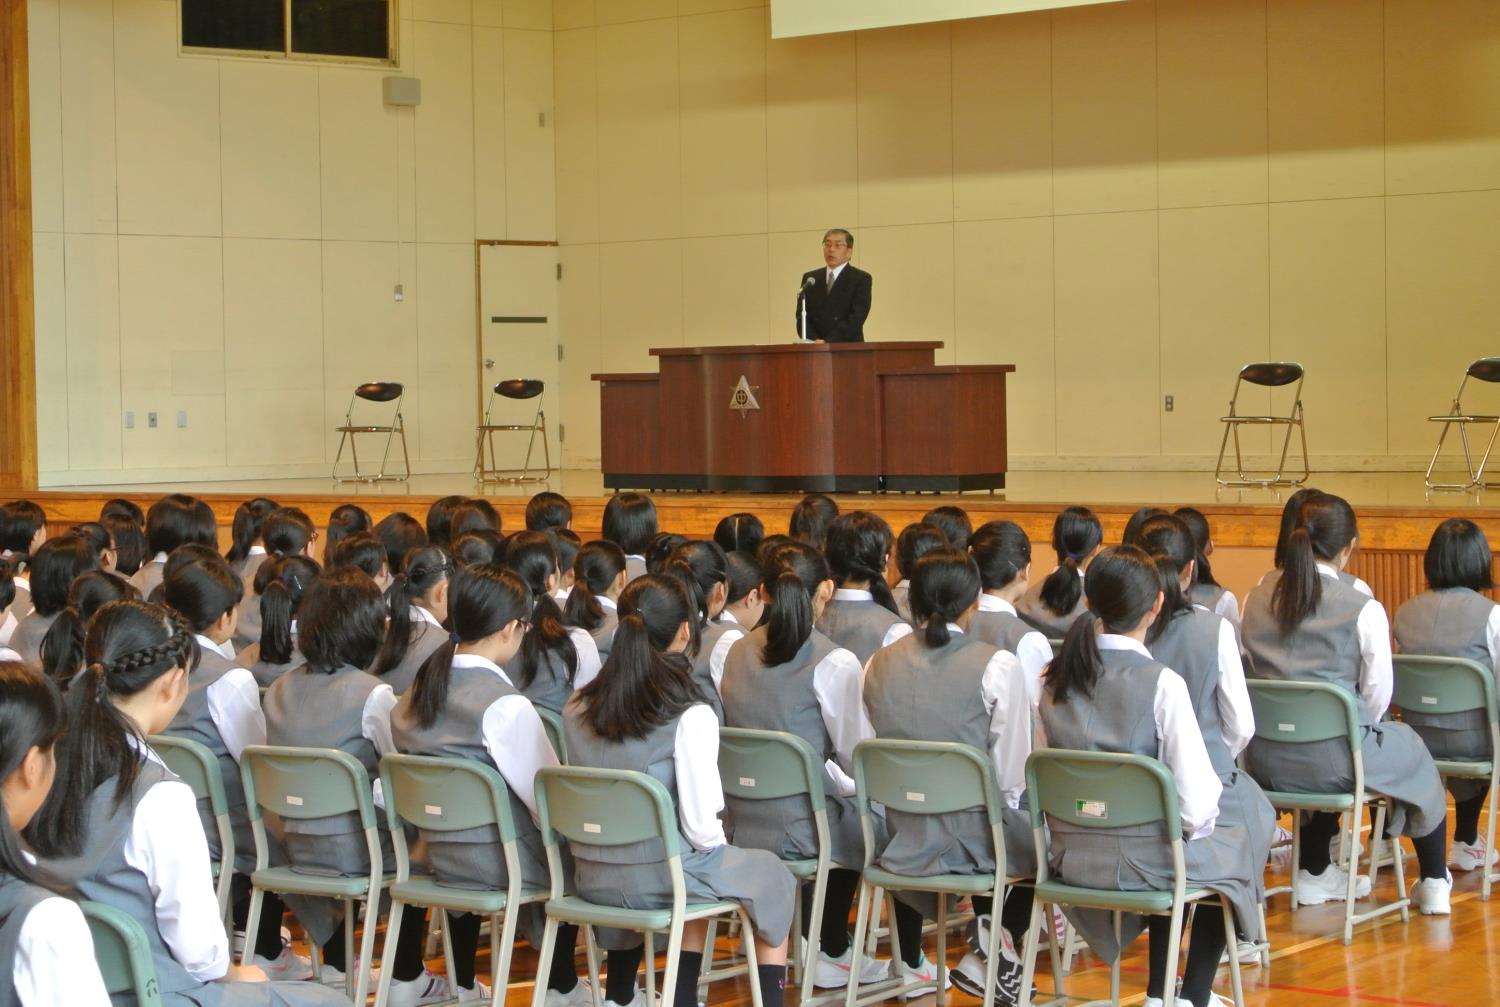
[760,540,829,666]
[1044,546,1162,705]
[910,550,982,649]
[825,511,899,616]
[1136,515,1195,644]
[226,497,278,566]
[1039,506,1103,618]
[506,531,578,688]
[564,541,627,633]
[256,555,320,666]
[1270,493,1358,634]
[409,565,531,729]
[1045,613,1104,705]
[371,546,452,677]
[408,639,457,729]
[664,540,729,629]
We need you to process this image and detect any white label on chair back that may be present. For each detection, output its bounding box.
[1421,696,1438,705]
[738,777,756,787]
[1278,723,1295,733]
[1076,800,1107,820]
[905,791,926,802]
[584,822,602,834]
[285,795,304,807]
[425,804,443,816]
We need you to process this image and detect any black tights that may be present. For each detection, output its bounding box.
[229,878,288,961]
[796,870,927,965]
[1145,905,1228,1007]
[1454,787,1490,845]
[322,906,430,983]
[1298,810,1449,880]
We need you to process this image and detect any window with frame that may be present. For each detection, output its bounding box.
[181,0,394,63]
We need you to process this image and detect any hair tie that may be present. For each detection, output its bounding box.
[450,631,462,644]
[1065,552,1084,562]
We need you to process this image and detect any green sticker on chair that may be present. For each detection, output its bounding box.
[1076,799,1107,820]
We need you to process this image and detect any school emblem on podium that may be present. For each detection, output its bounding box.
[729,375,761,418]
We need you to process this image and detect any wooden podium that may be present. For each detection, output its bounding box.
[593,342,1014,493]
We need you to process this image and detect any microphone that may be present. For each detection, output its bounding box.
[802,275,816,291]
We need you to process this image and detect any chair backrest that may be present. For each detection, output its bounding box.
[1238,362,1303,387]
[853,738,1001,821]
[1467,357,1500,384]
[380,753,517,839]
[535,765,678,855]
[1393,655,1497,720]
[1245,679,1361,747]
[1024,748,1177,833]
[82,900,164,1007]
[536,706,568,763]
[718,727,827,806]
[356,381,404,402]
[496,379,545,400]
[149,734,228,813]
[239,745,377,828]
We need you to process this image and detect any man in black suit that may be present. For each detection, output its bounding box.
[795,228,872,343]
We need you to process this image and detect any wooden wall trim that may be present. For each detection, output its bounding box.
[0,0,37,490]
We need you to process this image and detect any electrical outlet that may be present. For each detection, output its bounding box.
[124,411,134,430]
[393,283,405,302]
[147,412,158,428]
[1164,395,1174,413]
[177,411,188,428]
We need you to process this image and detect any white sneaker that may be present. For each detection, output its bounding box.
[232,926,293,958]
[387,969,453,1007]
[1217,939,1261,966]
[1144,994,1233,1007]
[459,979,493,1003]
[251,939,315,981]
[1413,872,1453,916]
[1452,838,1499,872]
[1294,864,1372,905]
[803,939,889,988]
[895,953,951,999]
[602,990,647,1007]
[545,979,594,1007]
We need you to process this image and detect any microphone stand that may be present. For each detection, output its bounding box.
[798,277,814,342]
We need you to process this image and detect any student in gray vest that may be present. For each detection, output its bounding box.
[602,493,658,583]
[132,495,218,601]
[892,524,947,625]
[1039,548,1258,1007]
[37,571,135,688]
[1174,508,1241,631]
[701,551,763,700]
[664,541,736,721]
[0,500,49,621]
[10,536,99,667]
[818,512,911,666]
[370,546,452,695]
[394,563,615,1007]
[162,550,317,982]
[864,551,1036,1005]
[226,497,278,652]
[504,533,602,712]
[1394,517,1500,875]
[1241,493,1452,916]
[27,601,352,1007]
[968,521,1054,706]
[564,574,796,1007]
[1265,488,1374,599]
[1138,516,1276,966]
[1016,506,1102,639]
[564,541,627,664]
[264,568,451,1004]
[0,661,111,1005]
[720,540,919,993]
[238,556,319,688]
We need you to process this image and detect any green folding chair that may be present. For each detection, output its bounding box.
[239,745,391,1005]
[843,738,1035,1007]
[149,734,235,922]
[718,727,844,1007]
[1393,655,1500,900]
[1245,680,1409,943]
[537,706,568,763]
[1017,749,1244,1007]
[81,900,164,1007]
[376,754,551,1007]
[530,765,765,1007]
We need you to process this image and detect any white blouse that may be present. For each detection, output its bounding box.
[11,893,110,1005]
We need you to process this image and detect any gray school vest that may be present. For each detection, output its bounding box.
[817,598,903,666]
[0,876,53,1007]
[248,636,304,689]
[1149,608,1234,776]
[8,611,56,667]
[37,760,220,1004]
[970,607,1034,657]
[506,638,579,714]
[1242,570,1374,723]
[865,632,996,749]
[590,609,619,663]
[391,667,536,848]
[720,625,842,762]
[1393,587,1496,732]
[380,619,444,696]
[264,665,383,838]
[232,553,269,650]
[9,584,31,621]
[893,583,911,624]
[562,700,687,866]
[1038,649,1167,839]
[689,620,732,721]
[1016,578,1088,639]
[130,560,165,602]
[163,647,252,867]
[1188,583,1228,613]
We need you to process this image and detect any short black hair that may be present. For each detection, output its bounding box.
[426,496,469,548]
[922,506,972,550]
[1424,518,1494,591]
[373,512,428,573]
[526,492,572,532]
[602,493,658,555]
[327,532,389,581]
[145,494,216,556]
[298,567,388,673]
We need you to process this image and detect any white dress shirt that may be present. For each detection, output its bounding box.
[0,646,19,663]
[451,653,560,822]
[675,703,729,851]
[193,635,266,763]
[12,894,111,1005]
[812,645,875,796]
[1314,563,1394,722]
[1202,612,1255,759]
[1038,635,1223,839]
[410,604,443,630]
[826,261,849,287]
[0,609,16,647]
[1212,589,1241,625]
[567,627,603,690]
[975,594,1053,707]
[126,746,232,982]
[1486,605,1500,673]
[708,612,746,695]
[832,588,913,652]
[951,624,1031,810]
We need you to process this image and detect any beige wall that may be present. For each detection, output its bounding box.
[552,0,1500,472]
[28,0,556,485]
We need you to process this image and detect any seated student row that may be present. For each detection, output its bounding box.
[0,492,1494,1007]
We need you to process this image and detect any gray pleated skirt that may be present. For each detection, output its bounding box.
[1214,770,1279,902]
[1244,720,1448,838]
[193,981,354,1007]
[879,804,1035,921]
[573,844,797,950]
[727,789,868,868]
[283,826,401,945]
[1402,708,1493,801]
[424,826,553,944]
